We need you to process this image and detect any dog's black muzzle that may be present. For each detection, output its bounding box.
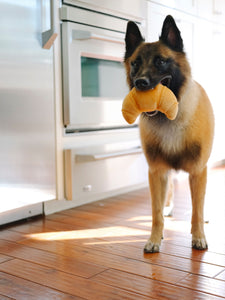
[134,75,172,91]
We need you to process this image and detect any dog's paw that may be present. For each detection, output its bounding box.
[192,237,208,250]
[144,240,160,253]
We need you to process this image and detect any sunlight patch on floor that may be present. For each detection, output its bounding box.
[127,216,152,222]
[84,239,148,245]
[25,218,192,243]
[26,226,149,241]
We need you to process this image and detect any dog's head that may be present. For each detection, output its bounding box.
[124,15,191,100]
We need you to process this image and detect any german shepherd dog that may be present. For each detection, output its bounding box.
[124,16,214,252]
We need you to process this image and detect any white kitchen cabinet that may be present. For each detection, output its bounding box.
[197,0,225,25]
[150,0,197,14]
[151,0,225,24]
[194,21,225,162]
[209,25,225,162]
[197,0,214,20]
[64,142,148,204]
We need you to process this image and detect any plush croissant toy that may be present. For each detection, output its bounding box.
[122,84,178,124]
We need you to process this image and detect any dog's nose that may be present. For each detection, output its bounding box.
[134,77,151,90]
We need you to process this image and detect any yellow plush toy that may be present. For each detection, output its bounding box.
[122,84,178,124]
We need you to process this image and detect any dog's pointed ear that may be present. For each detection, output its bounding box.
[160,15,184,52]
[124,21,144,60]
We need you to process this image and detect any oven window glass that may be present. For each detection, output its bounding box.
[81,57,128,98]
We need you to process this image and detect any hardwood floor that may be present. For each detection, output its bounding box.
[0,167,225,299]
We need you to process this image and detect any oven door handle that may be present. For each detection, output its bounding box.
[72,29,125,45]
[75,147,142,163]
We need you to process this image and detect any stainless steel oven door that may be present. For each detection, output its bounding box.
[62,21,130,131]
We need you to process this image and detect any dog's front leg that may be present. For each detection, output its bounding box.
[144,170,168,253]
[189,166,208,250]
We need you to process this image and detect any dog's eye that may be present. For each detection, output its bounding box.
[155,57,167,67]
[131,57,142,69]
[131,61,137,67]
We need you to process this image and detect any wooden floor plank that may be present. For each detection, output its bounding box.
[0,259,152,300]
[7,218,85,235]
[214,269,225,281]
[92,269,223,300]
[59,208,122,224]
[160,241,225,265]
[19,236,190,285]
[0,295,12,300]
[0,239,107,279]
[0,254,12,264]
[65,237,224,278]
[0,228,27,242]
[0,271,80,299]
[178,273,225,298]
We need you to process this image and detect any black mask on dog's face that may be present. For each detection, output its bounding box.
[124,16,189,100]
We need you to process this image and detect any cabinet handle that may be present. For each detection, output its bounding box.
[75,147,142,163]
[72,29,124,45]
[42,0,58,49]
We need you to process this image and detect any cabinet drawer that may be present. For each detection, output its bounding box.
[64,145,148,204]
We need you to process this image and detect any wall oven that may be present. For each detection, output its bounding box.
[60,1,146,132]
[59,1,148,205]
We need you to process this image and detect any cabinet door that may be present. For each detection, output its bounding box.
[195,23,225,162]
[197,0,213,20]
[197,0,225,25]
[149,0,197,14]
[213,0,225,25]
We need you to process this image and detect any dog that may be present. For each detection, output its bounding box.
[124,15,214,252]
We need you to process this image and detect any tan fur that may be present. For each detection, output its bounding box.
[124,18,215,252]
[139,76,214,252]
